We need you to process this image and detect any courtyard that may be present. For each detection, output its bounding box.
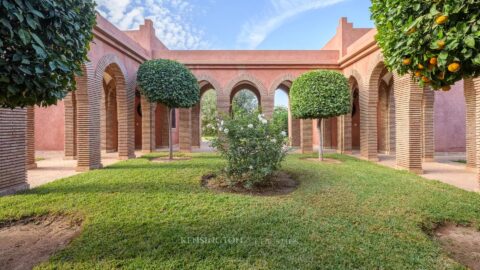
[2,152,480,269]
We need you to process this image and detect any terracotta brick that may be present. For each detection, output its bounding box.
[301,119,313,153]
[141,96,156,153]
[26,106,37,169]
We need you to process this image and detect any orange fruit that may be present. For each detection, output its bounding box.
[435,15,448,25]
[418,63,425,70]
[415,71,422,77]
[448,62,461,73]
[430,57,437,65]
[437,40,446,49]
[422,76,430,83]
[441,85,451,91]
[403,58,412,65]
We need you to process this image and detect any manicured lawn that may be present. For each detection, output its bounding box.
[1,153,480,269]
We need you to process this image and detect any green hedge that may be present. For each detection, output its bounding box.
[0,0,96,108]
[136,59,199,108]
[371,0,480,90]
[290,70,350,120]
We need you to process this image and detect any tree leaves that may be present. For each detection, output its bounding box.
[371,0,480,90]
[0,0,96,108]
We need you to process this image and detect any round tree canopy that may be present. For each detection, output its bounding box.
[137,59,200,108]
[290,70,350,119]
[371,1,480,90]
[0,0,96,108]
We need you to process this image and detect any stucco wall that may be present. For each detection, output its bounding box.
[434,81,466,152]
[35,102,65,151]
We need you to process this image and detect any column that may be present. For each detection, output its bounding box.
[337,114,352,154]
[422,88,435,161]
[393,73,423,174]
[26,106,36,169]
[64,92,77,159]
[179,108,192,152]
[465,79,477,169]
[300,119,313,153]
[141,96,156,153]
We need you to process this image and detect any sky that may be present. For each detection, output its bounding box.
[95,0,374,106]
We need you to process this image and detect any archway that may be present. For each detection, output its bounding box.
[350,77,361,150]
[192,82,218,148]
[376,68,395,155]
[230,83,261,114]
[101,68,119,153]
[273,81,300,147]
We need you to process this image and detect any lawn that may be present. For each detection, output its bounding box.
[1,153,480,269]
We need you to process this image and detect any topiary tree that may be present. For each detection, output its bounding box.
[137,59,200,160]
[290,70,350,161]
[0,0,96,108]
[371,1,480,91]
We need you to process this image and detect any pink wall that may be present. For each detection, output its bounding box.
[35,102,65,151]
[434,81,466,152]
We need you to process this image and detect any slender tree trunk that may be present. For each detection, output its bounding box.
[168,107,173,160]
[318,118,324,161]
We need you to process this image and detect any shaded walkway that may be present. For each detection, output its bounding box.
[351,152,478,192]
[28,151,141,188]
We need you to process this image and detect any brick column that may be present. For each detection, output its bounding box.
[290,118,301,147]
[323,118,332,149]
[26,106,36,169]
[465,79,477,169]
[105,90,118,153]
[64,92,77,159]
[337,114,352,154]
[0,108,29,195]
[216,94,230,116]
[422,88,435,161]
[472,77,480,189]
[179,108,192,152]
[300,119,313,153]
[393,73,423,174]
[141,96,155,153]
[360,81,378,161]
[261,95,275,119]
[191,103,201,148]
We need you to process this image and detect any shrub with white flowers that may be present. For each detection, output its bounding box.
[210,111,289,188]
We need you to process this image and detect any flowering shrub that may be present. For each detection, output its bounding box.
[210,112,289,188]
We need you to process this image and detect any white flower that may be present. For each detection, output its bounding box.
[261,119,267,124]
[220,120,224,126]
[248,124,253,128]
[281,131,287,137]
[219,127,223,132]
[224,128,229,134]
[249,165,253,170]
[271,138,277,143]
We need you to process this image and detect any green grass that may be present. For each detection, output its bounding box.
[453,159,467,164]
[1,153,480,269]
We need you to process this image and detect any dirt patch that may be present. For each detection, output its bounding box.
[302,158,342,164]
[0,215,82,270]
[201,171,299,196]
[151,156,192,163]
[434,223,480,270]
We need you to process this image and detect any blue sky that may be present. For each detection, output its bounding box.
[96,0,374,105]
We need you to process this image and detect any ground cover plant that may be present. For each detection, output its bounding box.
[0,153,480,269]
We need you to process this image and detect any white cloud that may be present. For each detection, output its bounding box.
[237,0,346,49]
[95,0,209,49]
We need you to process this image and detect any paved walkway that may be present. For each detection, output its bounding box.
[350,151,479,192]
[27,151,141,188]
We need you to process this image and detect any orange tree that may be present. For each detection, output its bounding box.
[371,1,480,91]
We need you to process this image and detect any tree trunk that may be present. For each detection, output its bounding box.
[168,107,173,160]
[318,118,324,161]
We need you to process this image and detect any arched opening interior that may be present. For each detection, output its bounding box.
[350,77,360,150]
[101,66,119,155]
[376,67,395,155]
[230,83,260,114]
[192,83,217,148]
[274,81,300,147]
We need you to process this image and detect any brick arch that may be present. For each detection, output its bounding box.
[95,54,135,159]
[225,73,269,115]
[362,59,388,160]
[268,74,296,95]
[195,74,223,95]
[74,62,102,171]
